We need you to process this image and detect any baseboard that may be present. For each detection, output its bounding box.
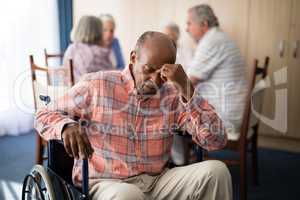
[258,134,300,153]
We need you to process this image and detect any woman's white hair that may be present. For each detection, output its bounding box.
[99,13,115,28]
[163,21,180,37]
[189,4,219,27]
[71,15,103,44]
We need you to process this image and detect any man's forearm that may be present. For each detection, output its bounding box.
[34,108,76,141]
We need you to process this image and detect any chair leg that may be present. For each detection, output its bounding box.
[35,131,44,165]
[240,148,247,200]
[251,130,259,186]
[194,145,203,162]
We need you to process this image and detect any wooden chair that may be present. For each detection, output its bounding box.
[30,55,75,164]
[44,48,64,67]
[203,57,269,200]
[44,48,75,86]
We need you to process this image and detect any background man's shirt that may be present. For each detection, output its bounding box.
[187,27,248,134]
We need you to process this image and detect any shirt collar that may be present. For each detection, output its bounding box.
[121,66,136,94]
[199,27,219,42]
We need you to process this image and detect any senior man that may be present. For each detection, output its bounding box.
[186,4,248,140]
[35,31,232,200]
[171,5,248,166]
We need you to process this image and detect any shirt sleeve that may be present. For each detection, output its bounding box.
[34,77,92,140]
[175,92,227,151]
[187,42,225,81]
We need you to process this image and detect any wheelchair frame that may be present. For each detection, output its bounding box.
[22,140,89,200]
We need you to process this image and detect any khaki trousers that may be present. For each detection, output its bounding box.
[89,160,232,200]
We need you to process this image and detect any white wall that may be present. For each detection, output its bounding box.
[73,0,206,65]
[0,0,60,136]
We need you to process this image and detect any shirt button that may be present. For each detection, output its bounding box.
[129,133,135,140]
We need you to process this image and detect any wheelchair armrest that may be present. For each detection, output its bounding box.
[174,131,203,162]
[48,140,74,184]
[47,140,89,197]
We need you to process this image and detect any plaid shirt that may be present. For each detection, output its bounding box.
[34,68,227,186]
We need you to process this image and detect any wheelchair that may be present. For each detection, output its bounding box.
[21,139,89,200]
[21,138,202,200]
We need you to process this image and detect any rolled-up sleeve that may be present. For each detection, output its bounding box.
[175,92,227,151]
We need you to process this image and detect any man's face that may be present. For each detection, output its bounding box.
[186,11,208,41]
[129,40,176,96]
[102,21,115,47]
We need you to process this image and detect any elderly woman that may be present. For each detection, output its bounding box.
[63,15,113,82]
[99,14,125,70]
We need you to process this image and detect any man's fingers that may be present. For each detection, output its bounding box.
[160,67,168,82]
[70,137,79,159]
[85,142,94,157]
[161,73,168,82]
[77,137,88,159]
[82,134,94,157]
[63,137,73,157]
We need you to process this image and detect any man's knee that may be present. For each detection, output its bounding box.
[113,183,144,200]
[92,182,145,200]
[202,160,231,182]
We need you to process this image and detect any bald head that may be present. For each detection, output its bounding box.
[134,31,177,64]
[129,31,177,96]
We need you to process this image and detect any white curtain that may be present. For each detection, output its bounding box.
[0,0,60,136]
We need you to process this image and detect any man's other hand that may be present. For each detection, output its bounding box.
[161,64,194,101]
[62,124,94,159]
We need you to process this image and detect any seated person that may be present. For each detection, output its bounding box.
[163,21,194,71]
[63,15,113,83]
[35,31,232,200]
[99,14,125,70]
[186,5,248,137]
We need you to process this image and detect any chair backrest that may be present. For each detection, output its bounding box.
[29,55,74,111]
[44,49,75,86]
[250,57,269,130]
[239,57,269,147]
[44,48,63,67]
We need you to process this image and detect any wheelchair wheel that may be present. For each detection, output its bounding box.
[22,165,55,200]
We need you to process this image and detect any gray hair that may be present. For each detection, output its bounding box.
[189,4,219,27]
[71,15,103,44]
[163,21,180,37]
[99,13,115,28]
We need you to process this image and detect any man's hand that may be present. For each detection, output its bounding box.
[62,124,94,159]
[160,64,194,101]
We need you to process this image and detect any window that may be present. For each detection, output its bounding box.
[0,0,60,136]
